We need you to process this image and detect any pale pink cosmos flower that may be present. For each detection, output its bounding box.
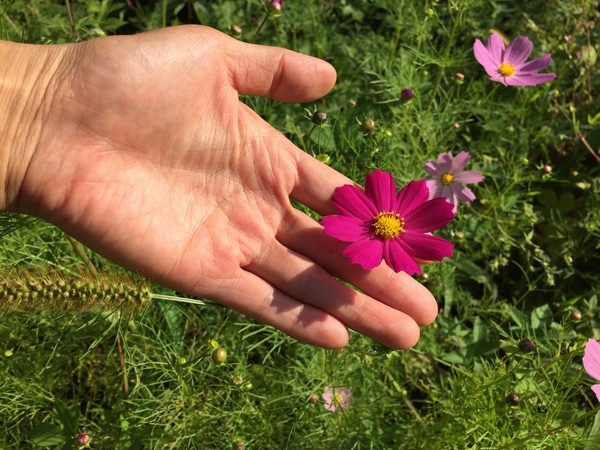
[583,338,600,401]
[473,33,556,86]
[424,151,484,213]
[321,169,454,275]
[323,386,354,413]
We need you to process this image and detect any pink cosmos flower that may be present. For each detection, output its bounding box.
[473,33,556,86]
[323,386,354,413]
[424,151,484,213]
[321,170,454,275]
[583,338,600,401]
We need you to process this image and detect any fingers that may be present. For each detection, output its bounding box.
[278,209,440,328]
[219,31,337,103]
[291,148,362,216]
[209,268,350,349]
[245,238,422,349]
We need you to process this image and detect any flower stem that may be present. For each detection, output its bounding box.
[252,13,270,44]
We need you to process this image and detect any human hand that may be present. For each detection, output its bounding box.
[11,25,437,348]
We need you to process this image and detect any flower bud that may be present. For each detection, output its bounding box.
[400,88,414,102]
[361,118,375,133]
[308,393,319,404]
[176,356,188,367]
[267,0,283,13]
[311,110,327,125]
[231,24,242,36]
[76,433,90,446]
[455,72,465,83]
[571,310,582,321]
[518,339,536,353]
[506,393,520,406]
[212,347,228,364]
[315,154,331,164]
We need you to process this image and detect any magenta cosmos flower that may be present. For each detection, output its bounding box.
[323,386,354,413]
[424,151,484,213]
[583,338,600,402]
[473,33,556,86]
[321,170,455,275]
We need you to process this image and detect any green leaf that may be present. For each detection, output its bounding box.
[28,422,65,447]
[537,189,558,207]
[580,45,598,66]
[454,256,498,302]
[531,304,553,330]
[585,411,600,449]
[53,399,80,437]
[157,300,185,354]
[588,111,600,126]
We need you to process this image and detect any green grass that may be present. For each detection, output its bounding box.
[1,0,600,448]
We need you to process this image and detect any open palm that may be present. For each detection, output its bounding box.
[19,26,437,348]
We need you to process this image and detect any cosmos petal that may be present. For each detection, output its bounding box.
[486,33,506,62]
[583,338,600,381]
[452,184,477,203]
[504,36,533,66]
[365,169,396,212]
[518,53,552,73]
[505,73,557,86]
[450,151,471,172]
[454,170,485,183]
[425,179,444,199]
[401,232,454,260]
[424,161,444,176]
[343,236,384,270]
[592,385,600,402]
[383,239,421,275]
[321,215,370,242]
[332,184,378,220]
[489,74,509,87]
[473,39,493,66]
[395,180,430,217]
[404,197,455,232]
[437,151,454,169]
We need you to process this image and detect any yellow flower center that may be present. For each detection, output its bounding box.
[498,62,516,77]
[372,212,405,239]
[441,173,454,185]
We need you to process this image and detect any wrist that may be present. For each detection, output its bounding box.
[0,40,72,212]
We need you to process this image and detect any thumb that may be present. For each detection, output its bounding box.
[221,34,337,102]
